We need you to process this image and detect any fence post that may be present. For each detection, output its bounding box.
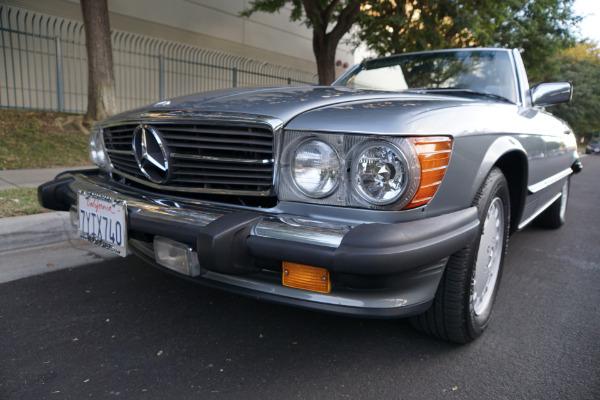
[232,67,237,88]
[158,54,164,99]
[54,36,64,112]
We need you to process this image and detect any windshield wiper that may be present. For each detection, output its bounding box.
[406,88,513,103]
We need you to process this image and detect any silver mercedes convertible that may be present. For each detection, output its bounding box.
[39,48,581,343]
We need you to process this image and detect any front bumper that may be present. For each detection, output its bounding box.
[39,170,480,318]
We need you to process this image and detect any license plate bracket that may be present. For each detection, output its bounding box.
[77,191,127,257]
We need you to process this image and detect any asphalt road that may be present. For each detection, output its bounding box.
[1,156,599,400]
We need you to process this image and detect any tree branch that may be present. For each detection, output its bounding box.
[327,1,362,44]
[323,0,342,23]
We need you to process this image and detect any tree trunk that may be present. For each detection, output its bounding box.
[81,0,116,121]
[314,35,337,85]
[303,0,362,85]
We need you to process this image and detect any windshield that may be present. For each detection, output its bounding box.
[334,50,519,104]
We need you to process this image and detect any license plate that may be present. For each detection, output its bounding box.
[77,192,127,257]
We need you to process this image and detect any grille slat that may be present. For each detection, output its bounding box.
[173,170,272,179]
[163,133,272,147]
[171,153,273,165]
[103,122,274,195]
[173,177,272,186]
[168,143,273,154]
[115,164,146,177]
[104,125,137,152]
[108,152,135,161]
[161,127,272,138]
[175,163,273,172]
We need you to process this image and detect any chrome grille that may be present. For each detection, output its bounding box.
[103,122,274,194]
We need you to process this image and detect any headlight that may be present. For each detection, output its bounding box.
[88,125,110,172]
[351,141,408,205]
[292,139,340,198]
[278,131,450,210]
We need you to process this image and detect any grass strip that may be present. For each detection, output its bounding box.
[0,109,91,170]
[0,187,50,218]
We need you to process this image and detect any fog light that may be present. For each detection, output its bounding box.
[154,236,203,277]
[282,261,331,293]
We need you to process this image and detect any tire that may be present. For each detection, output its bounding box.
[535,178,569,229]
[410,167,510,344]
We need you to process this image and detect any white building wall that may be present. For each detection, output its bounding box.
[4,0,356,76]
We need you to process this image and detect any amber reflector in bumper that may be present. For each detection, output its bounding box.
[405,136,453,209]
[282,262,331,293]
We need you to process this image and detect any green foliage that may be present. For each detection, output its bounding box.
[547,43,600,140]
[240,0,304,22]
[241,0,361,28]
[493,0,580,82]
[241,0,365,84]
[240,0,361,28]
[242,0,583,87]
[356,1,485,55]
[356,0,580,82]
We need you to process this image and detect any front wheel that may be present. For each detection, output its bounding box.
[410,167,510,343]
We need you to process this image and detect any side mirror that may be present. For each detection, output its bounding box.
[531,82,572,107]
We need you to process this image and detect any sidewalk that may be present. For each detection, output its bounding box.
[0,166,93,254]
[0,165,93,190]
[0,166,124,284]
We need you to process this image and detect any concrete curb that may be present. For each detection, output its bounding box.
[0,166,92,256]
[0,211,79,253]
[1,212,121,285]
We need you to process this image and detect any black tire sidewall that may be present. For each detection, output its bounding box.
[465,168,511,338]
[558,178,570,226]
[409,167,511,343]
[535,177,570,229]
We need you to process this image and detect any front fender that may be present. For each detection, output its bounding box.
[471,136,528,201]
[427,135,528,225]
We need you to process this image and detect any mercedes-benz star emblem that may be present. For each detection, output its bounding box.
[132,124,170,184]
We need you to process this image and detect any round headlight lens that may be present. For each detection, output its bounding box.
[292,139,340,198]
[352,142,409,205]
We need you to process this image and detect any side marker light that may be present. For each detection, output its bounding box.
[282,262,331,293]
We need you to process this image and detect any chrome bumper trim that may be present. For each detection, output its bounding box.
[70,173,351,249]
[254,217,350,248]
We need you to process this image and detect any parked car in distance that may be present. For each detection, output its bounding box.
[39,48,582,343]
[586,138,600,154]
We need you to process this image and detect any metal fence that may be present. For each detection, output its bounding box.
[0,5,318,114]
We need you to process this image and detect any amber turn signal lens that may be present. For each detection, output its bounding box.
[282,262,331,293]
[404,137,453,209]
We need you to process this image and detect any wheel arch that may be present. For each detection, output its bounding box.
[472,137,528,235]
[495,151,528,235]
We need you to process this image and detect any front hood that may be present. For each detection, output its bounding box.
[104,86,474,126]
